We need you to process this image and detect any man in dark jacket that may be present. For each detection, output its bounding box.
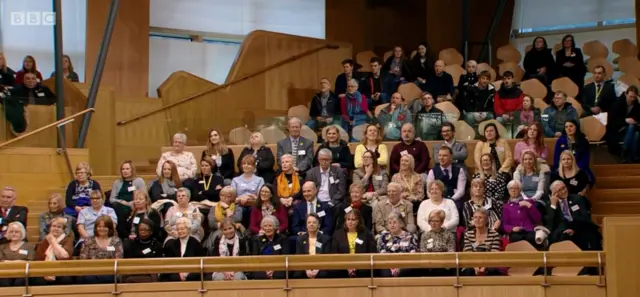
[0,187,29,244]
[412,92,445,140]
[334,59,361,96]
[460,70,495,127]
[362,57,395,115]
[542,91,578,137]
[1,72,56,134]
[610,86,640,163]
[307,78,340,132]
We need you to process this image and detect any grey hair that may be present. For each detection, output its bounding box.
[173,133,187,143]
[175,217,192,232]
[177,187,191,199]
[318,148,333,158]
[347,78,359,87]
[8,221,26,241]
[387,182,402,191]
[387,211,406,227]
[474,208,489,219]
[281,154,294,163]
[401,122,415,131]
[288,117,302,126]
[466,60,477,67]
[550,180,566,191]
[507,180,521,189]
[428,209,446,221]
[260,215,280,231]
[220,186,237,198]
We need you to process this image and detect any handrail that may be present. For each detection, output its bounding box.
[0,252,604,278]
[0,108,95,149]
[116,43,340,126]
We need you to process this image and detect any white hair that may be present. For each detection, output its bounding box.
[173,133,187,143]
[550,180,566,192]
[387,182,402,191]
[281,154,294,163]
[175,217,192,232]
[466,60,478,67]
[318,148,333,158]
[288,117,302,126]
[507,180,521,189]
[260,215,280,231]
[8,221,26,241]
[347,78,359,87]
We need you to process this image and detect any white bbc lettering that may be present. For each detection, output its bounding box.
[10,12,56,26]
[10,12,25,26]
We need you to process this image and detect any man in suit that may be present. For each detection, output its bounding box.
[426,146,467,210]
[545,181,602,251]
[581,65,617,117]
[305,148,346,208]
[276,117,314,177]
[291,181,334,236]
[0,187,29,244]
[432,122,468,171]
[372,182,416,234]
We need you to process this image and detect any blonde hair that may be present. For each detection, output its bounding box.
[119,160,137,180]
[8,222,26,241]
[0,52,7,72]
[206,129,229,155]
[476,153,497,178]
[399,154,416,172]
[360,124,382,145]
[558,150,578,178]
[250,132,265,146]
[76,162,93,177]
[48,217,69,236]
[323,125,341,144]
[518,150,540,174]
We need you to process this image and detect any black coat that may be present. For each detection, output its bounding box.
[523,48,557,82]
[9,84,56,105]
[295,233,332,255]
[0,67,16,87]
[382,56,413,81]
[309,91,340,118]
[410,54,435,81]
[237,146,275,184]
[334,204,373,232]
[184,174,225,202]
[313,140,354,169]
[208,235,250,257]
[0,205,28,244]
[581,80,617,116]
[556,48,587,88]
[331,228,376,254]
[201,150,235,180]
[164,236,204,258]
[251,234,290,255]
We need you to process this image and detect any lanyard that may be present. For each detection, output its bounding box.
[401,173,414,192]
[595,84,603,105]
[202,175,212,191]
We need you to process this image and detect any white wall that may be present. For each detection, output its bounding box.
[0,0,86,81]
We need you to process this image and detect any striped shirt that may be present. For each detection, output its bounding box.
[463,228,501,252]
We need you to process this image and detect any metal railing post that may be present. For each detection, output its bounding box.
[52,0,65,146]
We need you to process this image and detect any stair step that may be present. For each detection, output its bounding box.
[593,214,640,225]
[592,201,640,214]
[590,189,640,202]
[593,164,640,177]
[595,177,640,189]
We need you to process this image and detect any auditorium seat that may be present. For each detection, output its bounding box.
[476,63,496,82]
[551,77,579,98]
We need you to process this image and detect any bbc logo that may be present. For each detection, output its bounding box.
[10,12,56,26]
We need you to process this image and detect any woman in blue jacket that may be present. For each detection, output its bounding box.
[552,119,595,185]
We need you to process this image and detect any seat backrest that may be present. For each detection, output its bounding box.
[445,65,465,86]
[453,120,476,140]
[260,125,287,144]
[383,50,393,62]
[580,116,606,142]
[521,79,548,100]
[398,83,423,103]
[552,77,579,98]
[356,51,377,72]
[496,44,522,64]
[374,103,389,117]
[300,125,318,143]
[287,105,310,124]
[583,40,609,59]
[549,240,583,276]
[477,63,496,81]
[505,241,538,276]
[351,124,367,142]
[435,101,460,122]
[439,48,464,66]
[228,126,252,145]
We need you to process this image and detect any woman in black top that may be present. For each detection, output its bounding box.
[121,191,163,242]
[0,53,16,87]
[123,219,163,283]
[331,209,377,278]
[382,45,413,83]
[314,125,353,170]
[550,150,591,207]
[556,34,587,98]
[251,215,290,280]
[236,132,275,184]
[201,129,235,182]
[523,36,557,85]
[411,42,435,87]
[185,157,224,203]
[294,214,332,279]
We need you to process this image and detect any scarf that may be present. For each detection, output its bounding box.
[45,234,66,262]
[218,234,240,257]
[215,202,236,222]
[261,204,275,218]
[489,143,502,169]
[520,110,534,126]
[276,172,300,198]
[346,92,364,117]
[161,179,177,196]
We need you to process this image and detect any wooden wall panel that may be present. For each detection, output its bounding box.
[85,0,150,97]
[604,217,640,297]
[0,106,75,147]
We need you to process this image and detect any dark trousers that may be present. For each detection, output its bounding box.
[162,273,209,282]
[31,276,74,286]
[79,275,113,284]
[0,278,26,287]
[252,271,287,280]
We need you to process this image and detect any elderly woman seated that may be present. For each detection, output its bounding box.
[461,209,503,276]
[294,214,332,279]
[332,209,377,278]
[373,182,417,234]
[79,216,123,284]
[249,184,288,235]
[417,180,459,233]
[121,191,162,242]
[64,162,102,217]
[33,217,74,286]
[417,209,456,276]
[335,184,373,231]
[123,218,163,283]
[231,155,265,227]
[205,218,250,281]
[38,193,75,241]
[77,190,118,245]
[109,161,147,234]
[150,160,183,207]
[339,78,368,140]
[377,212,418,277]
[463,179,502,231]
[378,92,413,140]
[207,186,243,239]
[274,154,303,214]
[502,181,545,249]
[0,222,35,287]
[471,153,510,207]
[352,149,389,207]
[390,154,425,215]
[162,217,207,282]
[164,187,204,242]
[237,132,275,184]
[251,215,290,280]
[156,133,197,181]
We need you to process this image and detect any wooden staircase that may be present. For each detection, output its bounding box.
[591,164,640,222]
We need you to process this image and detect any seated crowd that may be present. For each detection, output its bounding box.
[0,37,618,284]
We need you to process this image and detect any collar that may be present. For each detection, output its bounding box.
[440,164,452,171]
[306,198,318,205]
[320,167,330,174]
[444,140,455,146]
[386,199,404,207]
[290,136,300,143]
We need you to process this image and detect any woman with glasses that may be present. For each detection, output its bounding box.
[64,162,102,217]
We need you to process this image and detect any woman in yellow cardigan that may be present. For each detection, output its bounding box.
[354,124,389,169]
[474,123,513,173]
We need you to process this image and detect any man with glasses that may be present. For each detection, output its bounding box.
[305,149,346,208]
[0,187,28,244]
[432,122,468,173]
[545,181,601,251]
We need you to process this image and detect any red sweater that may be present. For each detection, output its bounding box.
[249,205,289,235]
[494,86,523,116]
[389,140,431,175]
[339,93,369,122]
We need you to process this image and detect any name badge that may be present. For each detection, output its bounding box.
[427,238,434,243]
[176,212,183,217]
[298,150,306,155]
[570,179,578,186]
[496,147,504,152]
[133,217,140,224]
[0,218,3,224]
[355,238,363,245]
[161,194,167,198]
[400,150,409,156]
[571,204,580,212]
[317,211,326,217]
[288,183,293,188]
[344,206,353,213]
[329,177,336,184]
[36,92,45,97]
[106,246,116,252]
[399,241,409,247]
[532,177,540,182]
[541,114,549,119]
[199,180,205,184]
[19,249,28,255]
[274,244,282,251]
[375,175,383,181]
[127,186,136,192]
[142,248,151,255]
[426,243,434,249]
[315,241,323,248]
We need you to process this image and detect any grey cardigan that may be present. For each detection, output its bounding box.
[433,141,468,166]
[109,177,147,204]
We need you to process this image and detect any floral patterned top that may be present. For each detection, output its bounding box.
[79,236,123,259]
[471,172,509,206]
[377,230,418,253]
[156,151,197,181]
[391,172,425,202]
[419,228,456,252]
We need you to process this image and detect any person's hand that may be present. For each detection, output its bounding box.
[519,200,532,208]
[179,272,189,281]
[502,114,510,121]
[492,220,501,231]
[258,229,266,236]
[45,233,56,244]
[44,276,56,281]
[563,229,574,236]
[297,231,306,236]
[391,268,400,277]
[579,189,587,196]
[348,269,357,277]
[364,164,373,176]
[417,77,426,84]
[591,107,601,114]
[563,62,575,67]
[400,192,409,199]
[266,271,274,279]
[215,184,223,190]
[538,67,546,74]
[74,206,82,213]
[474,113,484,122]
[306,269,319,279]
[390,104,396,112]
[226,208,234,217]
[128,234,136,240]
[626,118,636,125]
[550,192,559,207]
[512,226,522,233]
[326,117,333,123]
[373,93,380,100]
[554,132,562,137]
[224,272,235,280]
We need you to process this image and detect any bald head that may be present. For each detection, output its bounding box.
[435,60,445,74]
[302,181,317,201]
